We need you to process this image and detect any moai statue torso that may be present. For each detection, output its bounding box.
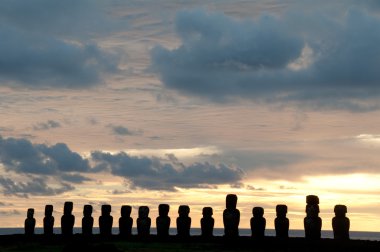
[119,205,133,237]
[24,208,36,236]
[156,204,170,238]
[176,205,191,237]
[223,194,240,237]
[304,195,322,240]
[82,205,93,236]
[61,201,75,236]
[201,207,214,237]
[275,204,289,238]
[332,205,350,240]
[250,207,266,238]
[99,204,113,236]
[43,205,54,235]
[137,206,151,237]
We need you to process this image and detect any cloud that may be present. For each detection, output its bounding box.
[91,151,244,191]
[0,210,21,216]
[107,125,139,136]
[151,8,380,111]
[33,120,61,131]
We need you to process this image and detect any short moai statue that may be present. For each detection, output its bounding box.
[156,204,170,238]
[137,206,151,237]
[24,208,36,236]
[250,207,266,238]
[304,195,322,240]
[119,205,133,237]
[99,204,113,236]
[201,207,214,237]
[43,205,54,235]
[176,205,191,237]
[61,201,75,236]
[82,205,93,236]
[223,194,240,237]
[275,204,289,238]
[332,205,350,240]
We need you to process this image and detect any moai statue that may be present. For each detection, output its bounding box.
[304,195,322,240]
[176,205,191,237]
[156,204,170,238]
[332,205,350,240]
[223,194,240,237]
[137,206,151,237]
[119,205,133,237]
[82,205,93,236]
[43,205,54,235]
[275,204,289,238]
[99,204,113,236]
[61,201,75,236]
[250,207,266,238]
[24,208,36,236]
[201,207,214,237]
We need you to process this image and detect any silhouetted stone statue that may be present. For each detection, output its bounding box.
[119,205,133,237]
[156,204,170,238]
[99,204,113,236]
[137,206,151,237]
[82,205,93,236]
[24,208,36,236]
[304,195,322,240]
[61,201,75,236]
[275,204,289,238]
[43,205,54,235]
[176,205,191,237]
[201,207,214,237]
[332,205,350,240]
[223,194,240,237]
[250,207,266,238]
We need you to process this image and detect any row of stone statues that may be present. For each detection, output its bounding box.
[24,194,350,240]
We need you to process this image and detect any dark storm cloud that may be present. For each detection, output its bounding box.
[151,9,380,111]
[91,151,244,191]
[33,120,61,131]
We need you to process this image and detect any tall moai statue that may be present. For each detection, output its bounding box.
[99,204,113,236]
[24,208,36,236]
[156,204,171,238]
[332,205,350,240]
[223,194,240,237]
[82,205,93,236]
[250,207,266,238]
[61,201,75,236]
[176,205,191,237]
[275,204,289,238]
[137,206,151,237]
[43,205,54,235]
[304,195,322,239]
[119,205,133,237]
[201,207,214,237]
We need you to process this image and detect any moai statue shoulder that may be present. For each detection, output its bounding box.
[156,204,171,238]
[44,205,54,235]
[176,205,191,237]
[332,205,350,240]
[201,207,214,237]
[25,208,36,236]
[275,204,289,238]
[99,204,113,236]
[304,195,322,240]
[250,207,266,238]
[82,204,93,236]
[137,206,151,237]
[223,194,240,237]
[61,201,75,236]
[119,205,133,237]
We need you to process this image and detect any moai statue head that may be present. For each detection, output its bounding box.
[101,205,111,216]
[121,205,132,217]
[178,205,190,217]
[27,208,34,218]
[45,205,53,217]
[276,205,287,218]
[334,205,347,218]
[139,206,149,218]
[306,204,320,218]
[159,204,170,217]
[83,205,93,217]
[306,195,319,205]
[252,207,264,218]
[64,201,73,215]
[226,194,237,210]
[202,207,213,217]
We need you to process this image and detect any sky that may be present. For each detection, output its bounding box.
[1,0,380,232]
